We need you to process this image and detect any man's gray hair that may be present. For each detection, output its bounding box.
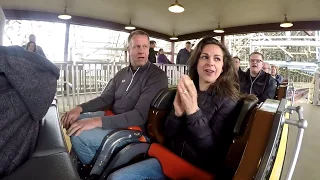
[0,7,5,46]
[263,62,270,67]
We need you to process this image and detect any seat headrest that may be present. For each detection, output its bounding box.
[151,87,177,110]
[275,85,287,100]
[233,96,259,136]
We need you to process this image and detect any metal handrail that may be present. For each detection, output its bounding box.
[283,106,308,180]
[254,100,307,180]
[254,99,287,179]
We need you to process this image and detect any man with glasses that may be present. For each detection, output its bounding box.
[239,52,277,102]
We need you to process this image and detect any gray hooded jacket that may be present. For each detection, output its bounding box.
[80,61,168,131]
[0,46,59,177]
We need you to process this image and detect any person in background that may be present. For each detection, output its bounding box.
[26,41,37,53]
[22,34,46,57]
[271,65,284,86]
[148,40,157,63]
[262,62,271,74]
[233,56,245,78]
[176,41,192,65]
[239,52,277,102]
[157,48,170,64]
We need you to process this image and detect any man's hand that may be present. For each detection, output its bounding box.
[61,106,83,129]
[66,117,102,136]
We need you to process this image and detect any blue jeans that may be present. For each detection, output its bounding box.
[70,111,115,165]
[107,158,166,180]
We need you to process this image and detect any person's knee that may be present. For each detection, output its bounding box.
[70,135,94,165]
[70,131,95,151]
[70,128,112,165]
[70,135,85,147]
[107,158,165,180]
[70,135,87,153]
[107,171,121,180]
[107,169,134,180]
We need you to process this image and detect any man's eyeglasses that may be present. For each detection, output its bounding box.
[250,59,263,63]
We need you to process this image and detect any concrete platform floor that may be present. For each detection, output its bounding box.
[281,103,320,180]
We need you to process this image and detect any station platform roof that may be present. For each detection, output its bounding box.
[2,0,320,41]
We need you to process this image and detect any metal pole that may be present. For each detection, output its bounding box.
[63,23,70,94]
[221,35,225,45]
[171,42,175,63]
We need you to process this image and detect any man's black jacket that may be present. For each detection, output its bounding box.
[239,70,277,102]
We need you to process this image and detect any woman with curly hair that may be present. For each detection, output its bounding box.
[108,36,243,180]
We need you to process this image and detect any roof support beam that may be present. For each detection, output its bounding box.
[252,41,320,46]
[178,21,320,41]
[3,9,171,40]
[258,33,293,58]
[4,9,320,42]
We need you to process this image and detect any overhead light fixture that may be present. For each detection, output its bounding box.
[214,22,224,33]
[168,0,184,13]
[280,14,293,28]
[170,33,178,40]
[58,7,72,20]
[125,19,136,30]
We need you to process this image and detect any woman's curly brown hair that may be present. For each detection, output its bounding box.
[188,36,241,101]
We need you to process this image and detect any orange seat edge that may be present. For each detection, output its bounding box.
[148,143,214,180]
[105,110,146,142]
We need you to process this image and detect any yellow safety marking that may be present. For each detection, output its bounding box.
[59,113,72,152]
[63,128,72,152]
[269,113,290,180]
